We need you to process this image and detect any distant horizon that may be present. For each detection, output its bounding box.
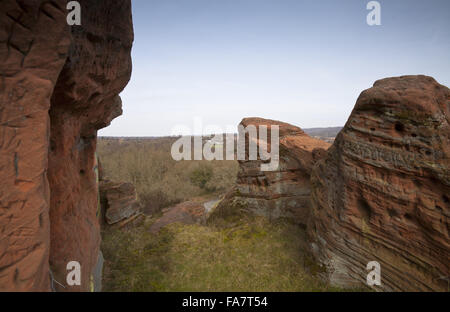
[99,0,450,137]
[98,125,344,138]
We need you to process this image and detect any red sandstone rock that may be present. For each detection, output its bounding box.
[100,181,141,225]
[48,0,133,291]
[0,0,133,291]
[212,118,330,226]
[0,0,70,292]
[149,201,208,234]
[308,75,450,291]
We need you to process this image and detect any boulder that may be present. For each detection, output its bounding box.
[149,201,208,234]
[99,181,141,225]
[211,118,330,226]
[308,75,450,291]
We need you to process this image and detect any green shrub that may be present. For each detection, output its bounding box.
[189,164,213,190]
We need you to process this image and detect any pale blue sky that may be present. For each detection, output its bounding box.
[100,0,450,136]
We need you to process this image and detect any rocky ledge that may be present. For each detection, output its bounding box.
[99,181,141,225]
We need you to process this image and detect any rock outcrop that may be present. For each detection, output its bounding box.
[149,201,209,234]
[0,0,133,291]
[308,75,450,291]
[48,0,133,292]
[212,118,330,226]
[99,181,141,225]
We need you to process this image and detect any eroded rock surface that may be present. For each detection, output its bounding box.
[212,118,330,226]
[0,0,133,291]
[48,0,133,291]
[308,75,450,291]
[0,0,70,292]
[100,181,141,225]
[149,201,208,234]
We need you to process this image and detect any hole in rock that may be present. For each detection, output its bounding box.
[357,198,372,221]
[388,208,398,218]
[39,212,44,228]
[14,269,19,282]
[395,122,405,133]
[404,213,414,221]
[443,195,449,204]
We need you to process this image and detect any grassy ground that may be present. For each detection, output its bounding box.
[101,215,354,292]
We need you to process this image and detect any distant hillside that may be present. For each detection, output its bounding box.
[100,127,343,141]
[303,127,342,138]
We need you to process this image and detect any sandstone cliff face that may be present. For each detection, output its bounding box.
[48,0,133,292]
[213,118,330,226]
[0,0,70,292]
[308,75,450,291]
[0,0,133,291]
